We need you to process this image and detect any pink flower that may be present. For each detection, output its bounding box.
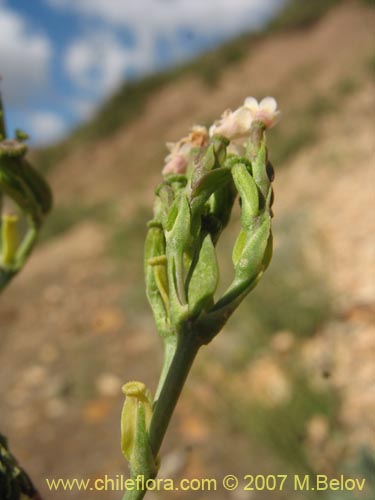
[162,151,189,175]
[209,107,251,140]
[162,125,208,175]
[244,97,280,129]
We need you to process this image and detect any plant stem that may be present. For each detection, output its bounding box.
[154,335,178,402]
[150,331,200,456]
[123,329,201,500]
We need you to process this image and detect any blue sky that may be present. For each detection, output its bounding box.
[0,0,286,145]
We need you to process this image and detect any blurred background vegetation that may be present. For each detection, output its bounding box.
[0,0,374,499]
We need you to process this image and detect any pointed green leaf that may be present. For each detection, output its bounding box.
[187,233,218,316]
[231,163,259,224]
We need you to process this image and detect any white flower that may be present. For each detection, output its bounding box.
[243,96,280,129]
[209,107,251,140]
[209,96,280,141]
[162,125,208,175]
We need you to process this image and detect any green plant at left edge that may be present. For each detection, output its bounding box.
[0,91,52,499]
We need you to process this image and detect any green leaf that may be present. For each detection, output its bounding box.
[0,159,43,226]
[191,167,231,203]
[251,139,270,201]
[17,159,53,215]
[231,163,259,225]
[232,228,246,266]
[144,224,171,338]
[165,195,191,326]
[187,233,218,316]
[233,214,271,285]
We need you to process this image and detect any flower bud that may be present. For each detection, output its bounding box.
[121,381,153,463]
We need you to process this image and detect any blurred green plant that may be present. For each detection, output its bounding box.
[0,94,51,499]
[0,94,52,292]
[0,434,43,500]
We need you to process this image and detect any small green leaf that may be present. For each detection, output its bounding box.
[144,225,170,338]
[187,233,218,316]
[233,214,271,284]
[165,195,191,326]
[251,139,270,201]
[191,144,216,189]
[232,228,246,266]
[231,163,259,224]
[191,167,231,203]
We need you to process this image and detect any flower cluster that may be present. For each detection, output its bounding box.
[162,125,208,175]
[210,96,280,138]
[162,97,279,176]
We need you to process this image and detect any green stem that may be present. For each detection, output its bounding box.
[154,335,178,402]
[15,224,38,266]
[123,330,201,500]
[150,332,200,455]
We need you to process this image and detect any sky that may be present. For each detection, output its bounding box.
[0,0,286,145]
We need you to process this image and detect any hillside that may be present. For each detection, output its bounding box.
[1,1,374,499]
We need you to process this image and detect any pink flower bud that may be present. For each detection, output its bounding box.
[162,154,188,175]
[162,125,208,175]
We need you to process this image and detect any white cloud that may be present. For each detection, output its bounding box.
[28,111,67,145]
[58,0,284,99]
[0,5,52,105]
[47,0,283,35]
[64,34,134,95]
